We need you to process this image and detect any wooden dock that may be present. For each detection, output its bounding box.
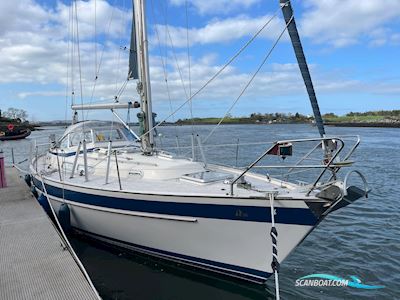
[0,167,99,300]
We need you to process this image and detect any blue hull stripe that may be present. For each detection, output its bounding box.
[50,148,95,157]
[75,227,271,282]
[33,178,318,225]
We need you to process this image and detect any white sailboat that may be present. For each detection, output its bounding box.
[29,0,369,284]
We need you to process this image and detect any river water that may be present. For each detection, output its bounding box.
[1,124,399,299]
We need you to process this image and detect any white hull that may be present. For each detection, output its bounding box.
[29,122,367,283]
[32,176,318,283]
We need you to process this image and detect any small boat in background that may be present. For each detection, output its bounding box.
[0,113,32,141]
[0,128,31,141]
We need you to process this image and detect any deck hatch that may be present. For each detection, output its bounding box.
[181,171,233,184]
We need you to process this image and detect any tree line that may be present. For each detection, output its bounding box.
[0,108,28,121]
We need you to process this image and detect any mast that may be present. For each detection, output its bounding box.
[280,0,325,137]
[133,0,154,154]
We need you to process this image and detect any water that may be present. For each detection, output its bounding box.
[1,124,399,299]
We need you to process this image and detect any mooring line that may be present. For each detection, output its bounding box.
[36,171,102,300]
[269,192,280,300]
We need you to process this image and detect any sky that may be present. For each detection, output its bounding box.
[0,0,399,122]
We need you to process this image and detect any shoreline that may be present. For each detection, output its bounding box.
[33,122,400,128]
[325,122,400,128]
[175,121,400,128]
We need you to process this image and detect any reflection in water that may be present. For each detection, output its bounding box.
[70,233,274,300]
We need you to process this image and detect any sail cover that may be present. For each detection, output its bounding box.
[128,2,139,79]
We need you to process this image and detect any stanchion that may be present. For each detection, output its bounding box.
[0,150,7,188]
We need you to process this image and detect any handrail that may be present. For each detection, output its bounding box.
[229,137,348,196]
[258,136,360,194]
[306,138,345,196]
[230,143,276,195]
[286,141,321,175]
[325,135,360,182]
[335,135,361,162]
[252,164,352,169]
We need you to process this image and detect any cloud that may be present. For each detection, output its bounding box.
[0,0,130,85]
[56,0,130,40]
[145,57,364,110]
[17,91,66,99]
[1,0,399,122]
[0,0,48,36]
[300,0,400,47]
[368,81,400,95]
[153,14,285,47]
[169,0,261,15]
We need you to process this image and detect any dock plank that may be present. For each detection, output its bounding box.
[0,167,98,300]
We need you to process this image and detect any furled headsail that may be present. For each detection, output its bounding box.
[280,0,325,137]
[128,1,139,79]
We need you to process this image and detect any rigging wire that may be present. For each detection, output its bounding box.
[86,0,118,120]
[149,0,180,148]
[70,1,76,111]
[115,0,125,96]
[66,3,289,165]
[164,0,168,77]
[115,78,130,100]
[185,0,194,132]
[166,26,189,100]
[95,0,97,79]
[115,48,122,95]
[138,8,282,140]
[155,0,192,113]
[73,0,85,129]
[65,4,73,125]
[80,5,285,163]
[202,14,295,145]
